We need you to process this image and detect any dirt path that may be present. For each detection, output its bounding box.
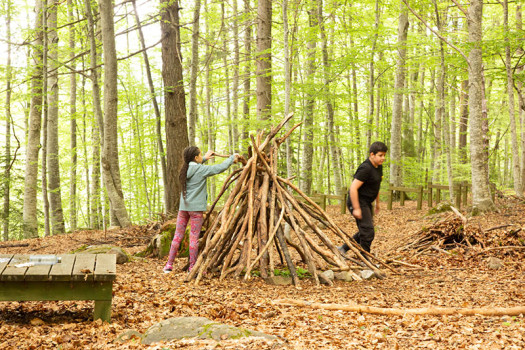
[1,199,524,349]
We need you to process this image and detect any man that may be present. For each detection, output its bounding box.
[339,141,388,257]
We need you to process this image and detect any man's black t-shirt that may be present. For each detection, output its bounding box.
[353,158,383,204]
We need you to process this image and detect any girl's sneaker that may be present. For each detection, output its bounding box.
[163,264,173,273]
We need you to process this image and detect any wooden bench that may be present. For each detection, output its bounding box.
[0,253,116,322]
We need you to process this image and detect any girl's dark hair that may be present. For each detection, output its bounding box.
[180,146,201,199]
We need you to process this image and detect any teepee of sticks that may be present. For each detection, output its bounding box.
[186,114,390,286]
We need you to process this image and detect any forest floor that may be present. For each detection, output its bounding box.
[1,196,524,349]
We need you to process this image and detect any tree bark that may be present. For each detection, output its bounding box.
[517,5,525,194]
[503,0,523,196]
[232,0,240,149]
[85,0,102,229]
[23,0,45,238]
[256,0,271,122]
[3,0,12,241]
[458,79,469,162]
[275,299,525,317]
[300,9,317,195]
[467,0,495,213]
[317,0,342,195]
[99,0,132,227]
[241,0,252,145]
[161,0,189,216]
[68,0,77,232]
[188,0,201,146]
[389,0,409,187]
[47,0,65,234]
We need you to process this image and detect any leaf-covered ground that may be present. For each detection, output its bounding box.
[1,197,524,349]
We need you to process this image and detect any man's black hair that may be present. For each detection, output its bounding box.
[369,141,388,154]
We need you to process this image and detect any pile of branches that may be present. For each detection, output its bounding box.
[398,210,524,255]
[398,213,484,255]
[186,114,389,286]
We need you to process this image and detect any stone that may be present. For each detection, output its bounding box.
[141,316,276,345]
[360,269,377,280]
[320,270,334,285]
[265,275,292,286]
[75,245,129,264]
[487,256,504,270]
[334,271,355,282]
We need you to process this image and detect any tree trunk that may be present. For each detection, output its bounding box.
[468,0,495,213]
[23,0,44,238]
[222,2,233,153]
[256,0,271,122]
[517,5,525,194]
[161,0,189,216]
[99,0,131,227]
[68,0,77,232]
[503,0,523,196]
[85,0,103,229]
[232,0,240,149]
[366,0,380,147]
[188,0,201,146]
[389,0,409,187]
[241,0,252,145]
[132,0,168,210]
[283,0,293,178]
[458,79,469,162]
[47,0,65,234]
[317,0,342,194]
[3,0,12,241]
[301,9,317,195]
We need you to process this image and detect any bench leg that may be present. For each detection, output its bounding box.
[94,300,112,322]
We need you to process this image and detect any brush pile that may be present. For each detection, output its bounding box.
[398,210,524,255]
[186,114,387,286]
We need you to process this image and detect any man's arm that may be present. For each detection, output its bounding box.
[350,178,364,219]
[375,194,380,214]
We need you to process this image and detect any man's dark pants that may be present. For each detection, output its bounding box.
[342,200,375,253]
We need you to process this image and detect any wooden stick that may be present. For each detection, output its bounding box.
[274,298,525,317]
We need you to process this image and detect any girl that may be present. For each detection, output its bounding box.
[163,146,238,273]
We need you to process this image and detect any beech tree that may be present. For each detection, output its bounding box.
[161,0,189,216]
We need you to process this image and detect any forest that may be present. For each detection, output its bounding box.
[0,0,524,240]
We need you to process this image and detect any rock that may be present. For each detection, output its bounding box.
[334,271,355,282]
[265,275,292,285]
[75,245,129,264]
[141,317,276,345]
[114,329,142,343]
[487,256,504,270]
[320,270,334,285]
[140,225,190,258]
[360,269,377,280]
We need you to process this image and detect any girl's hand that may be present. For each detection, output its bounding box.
[204,150,215,160]
[232,153,240,163]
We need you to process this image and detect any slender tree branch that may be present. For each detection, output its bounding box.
[450,0,468,16]
[402,0,470,64]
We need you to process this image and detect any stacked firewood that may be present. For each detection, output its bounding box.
[186,114,387,286]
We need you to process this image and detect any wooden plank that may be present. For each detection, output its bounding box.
[94,254,117,282]
[0,254,29,282]
[24,262,52,282]
[49,254,75,281]
[0,281,113,301]
[0,254,13,276]
[71,254,96,282]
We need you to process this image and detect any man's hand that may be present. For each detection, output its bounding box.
[352,207,362,219]
[374,205,380,215]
